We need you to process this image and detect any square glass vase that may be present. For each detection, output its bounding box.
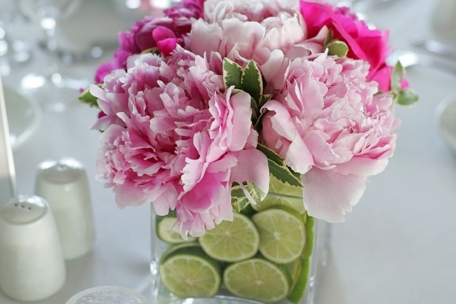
[150,192,330,304]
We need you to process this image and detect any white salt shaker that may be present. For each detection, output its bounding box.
[35,158,95,260]
[0,195,66,302]
[66,286,151,304]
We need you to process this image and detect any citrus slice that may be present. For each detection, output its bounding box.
[252,177,305,214]
[159,248,221,298]
[251,207,306,264]
[199,212,259,262]
[159,242,200,264]
[157,216,196,244]
[287,257,311,303]
[223,258,290,302]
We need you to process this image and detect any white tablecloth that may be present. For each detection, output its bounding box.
[1,0,456,303]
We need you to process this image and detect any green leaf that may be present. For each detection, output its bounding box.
[391,60,404,92]
[231,185,251,213]
[223,58,243,90]
[78,86,100,108]
[241,60,263,103]
[268,161,302,188]
[140,47,160,55]
[327,40,349,57]
[396,88,419,106]
[257,144,302,188]
[250,96,260,122]
[231,181,266,212]
[260,94,272,108]
[323,30,333,50]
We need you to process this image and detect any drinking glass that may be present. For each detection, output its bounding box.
[18,0,83,112]
[0,0,31,76]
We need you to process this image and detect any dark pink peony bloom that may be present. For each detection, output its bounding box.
[94,0,205,83]
[300,1,408,92]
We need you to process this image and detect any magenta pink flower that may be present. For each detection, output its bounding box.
[93,48,268,237]
[94,0,205,83]
[261,54,399,222]
[300,1,407,92]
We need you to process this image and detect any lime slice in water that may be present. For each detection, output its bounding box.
[199,212,259,262]
[157,216,196,244]
[159,248,221,298]
[223,258,290,302]
[287,257,311,303]
[252,207,306,264]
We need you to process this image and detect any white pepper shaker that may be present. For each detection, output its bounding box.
[0,195,66,302]
[35,158,95,260]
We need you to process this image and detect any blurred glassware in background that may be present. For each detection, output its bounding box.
[18,0,84,112]
[113,0,177,18]
[430,0,456,48]
[0,0,31,76]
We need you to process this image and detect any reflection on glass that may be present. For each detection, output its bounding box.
[18,0,84,112]
[0,0,31,76]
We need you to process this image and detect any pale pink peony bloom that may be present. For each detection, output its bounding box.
[188,0,313,91]
[93,49,268,237]
[261,54,399,222]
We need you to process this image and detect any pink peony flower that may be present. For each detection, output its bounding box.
[188,0,309,90]
[93,48,268,237]
[300,1,408,92]
[261,54,400,222]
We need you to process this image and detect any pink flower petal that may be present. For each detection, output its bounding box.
[302,168,367,222]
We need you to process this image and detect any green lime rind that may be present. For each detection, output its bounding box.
[302,215,315,258]
[252,206,306,264]
[287,257,311,303]
[223,257,291,303]
[199,212,260,262]
[287,215,316,303]
[159,250,222,298]
[239,203,256,217]
[159,242,201,264]
[156,216,197,244]
[286,258,302,292]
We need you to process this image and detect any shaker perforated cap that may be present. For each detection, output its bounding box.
[0,195,48,225]
[36,157,86,185]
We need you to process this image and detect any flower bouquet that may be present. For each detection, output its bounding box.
[80,0,417,303]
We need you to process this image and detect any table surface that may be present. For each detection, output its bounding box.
[1,0,456,303]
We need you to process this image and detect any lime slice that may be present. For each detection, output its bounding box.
[302,215,315,258]
[223,258,290,302]
[287,215,315,303]
[157,216,196,244]
[287,257,311,303]
[159,242,200,264]
[251,207,306,264]
[252,177,305,214]
[159,249,221,298]
[199,212,259,262]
